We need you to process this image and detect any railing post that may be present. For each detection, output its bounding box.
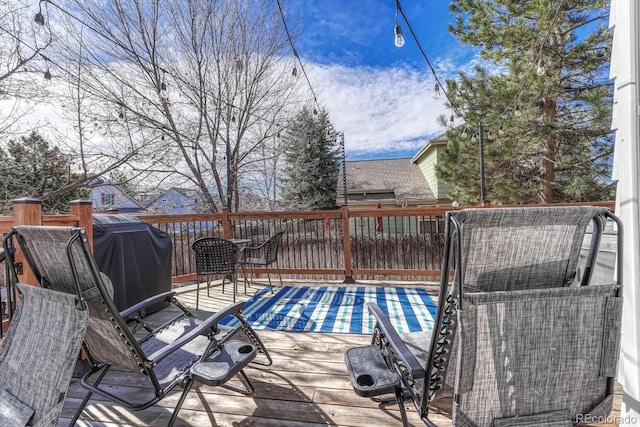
[221,208,232,239]
[11,198,42,286]
[70,200,94,251]
[341,205,355,283]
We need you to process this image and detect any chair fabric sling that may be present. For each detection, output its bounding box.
[343,206,623,427]
[0,283,88,427]
[240,231,284,293]
[191,237,241,308]
[454,284,622,427]
[5,226,272,427]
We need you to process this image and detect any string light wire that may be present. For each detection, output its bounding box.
[395,0,568,129]
[28,0,317,142]
[276,0,322,114]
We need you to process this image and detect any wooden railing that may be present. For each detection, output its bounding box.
[137,201,616,284]
[2,199,616,288]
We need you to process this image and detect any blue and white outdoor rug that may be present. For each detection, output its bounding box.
[221,285,437,334]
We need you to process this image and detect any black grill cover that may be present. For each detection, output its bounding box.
[93,214,172,313]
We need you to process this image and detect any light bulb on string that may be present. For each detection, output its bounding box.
[536,59,545,76]
[394,24,405,47]
[498,125,504,136]
[471,132,478,143]
[433,82,440,99]
[514,104,522,117]
[447,114,454,129]
[160,82,168,99]
[33,4,47,37]
[394,2,405,48]
[160,71,168,100]
[461,127,468,139]
[34,11,45,26]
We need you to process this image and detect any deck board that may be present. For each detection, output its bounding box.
[58,280,621,427]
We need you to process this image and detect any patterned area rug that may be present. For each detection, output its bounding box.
[222,285,437,334]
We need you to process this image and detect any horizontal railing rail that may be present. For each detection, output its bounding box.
[138,201,615,283]
[2,198,616,286]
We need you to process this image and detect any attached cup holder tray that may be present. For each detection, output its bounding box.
[190,339,257,386]
[344,345,400,397]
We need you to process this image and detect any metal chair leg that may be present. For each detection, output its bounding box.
[196,278,200,310]
[167,377,195,427]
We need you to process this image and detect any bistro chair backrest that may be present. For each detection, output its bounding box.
[264,231,284,265]
[192,237,239,276]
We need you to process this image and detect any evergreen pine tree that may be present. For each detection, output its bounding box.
[281,108,340,210]
[0,132,90,213]
[438,0,613,204]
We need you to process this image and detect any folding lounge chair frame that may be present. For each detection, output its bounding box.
[345,206,623,427]
[5,226,272,426]
[0,280,88,427]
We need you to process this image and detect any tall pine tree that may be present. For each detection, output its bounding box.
[437,0,613,204]
[0,132,90,214]
[281,108,340,210]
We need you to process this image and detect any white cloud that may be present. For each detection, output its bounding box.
[309,63,450,157]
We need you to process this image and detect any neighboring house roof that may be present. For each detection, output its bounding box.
[338,158,436,205]
[89,180,144,213]
[145,187,208,214]
[411,133,448,163]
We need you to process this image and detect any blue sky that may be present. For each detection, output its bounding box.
[287,1,479,160]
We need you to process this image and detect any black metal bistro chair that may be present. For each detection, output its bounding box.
[240,231,284,294]
[191,237,243,308]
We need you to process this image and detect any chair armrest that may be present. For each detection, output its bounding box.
[240,240,268,255]
[120,291,176,318]
[146,301,246,364]
[367,303,425,378]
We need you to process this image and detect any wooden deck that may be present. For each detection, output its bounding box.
[58,280,622,427]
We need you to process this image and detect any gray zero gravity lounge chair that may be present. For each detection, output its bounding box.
[344,206,623,427]
[0,282,88,427]
[4,225,272,427]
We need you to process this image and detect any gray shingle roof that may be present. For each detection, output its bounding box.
[339,158,435,204]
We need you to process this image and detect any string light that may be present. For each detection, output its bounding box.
[433,82,440,99]
[536,59,545,76]
[447,114,455,129]
[394,1,405,47]
[34,11,45,26]
[514,104,522,117]
[276,0,321,112]
[29,0,325,145]
[160,70,168,100]
[394,25,405,48]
